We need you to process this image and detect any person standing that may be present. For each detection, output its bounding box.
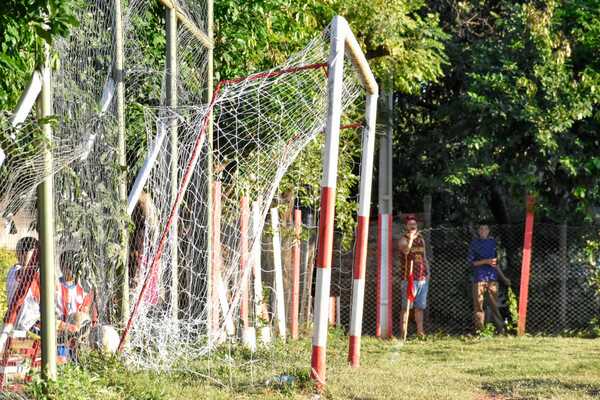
[399,215,429,338]
[468,223,510,333]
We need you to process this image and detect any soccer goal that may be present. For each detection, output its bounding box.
[119,16,378,384]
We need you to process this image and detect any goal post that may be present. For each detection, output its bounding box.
[311,15,378,387]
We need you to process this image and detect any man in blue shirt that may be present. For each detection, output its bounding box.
[468,224,510,333]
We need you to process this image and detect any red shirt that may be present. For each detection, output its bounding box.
[399,233,428,280]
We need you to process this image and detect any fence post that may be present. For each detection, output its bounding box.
[240,196,250,329]
[271,208,287,339]
[291,209,301,339]
[38,41,57,382]
[300,211,315,326]
[560,222,567,329]
[517,195,536,336]
[376,90,393,338]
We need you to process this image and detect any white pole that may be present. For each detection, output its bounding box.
[127,121,168,215]
[270,207,286,339]
[10,71,42,127]
[310,15,345,388]
[348,93,377,367]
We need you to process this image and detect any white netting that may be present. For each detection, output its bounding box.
[0,0,369,379]
[122,29,365,369]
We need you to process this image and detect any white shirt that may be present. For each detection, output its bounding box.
[6,263,22,306]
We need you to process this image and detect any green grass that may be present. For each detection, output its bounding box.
[23,332,600,399]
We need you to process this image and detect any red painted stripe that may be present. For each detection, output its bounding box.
[316,187,335,269]
[353,215,369,280]
[375,213,382,337]
[311,345,326,386]
[348,335,361,368]
[387,214,393,338]
[518,195,536,336]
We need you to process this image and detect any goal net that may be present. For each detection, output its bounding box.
[0,0,376,378]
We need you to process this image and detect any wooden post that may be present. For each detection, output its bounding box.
[300,211,315,326]
[271,208,287,339]
[291,209,301,339]
[114,0,129,328]
[560,222,567,329]
[240,196,250,328]
[38,42,57,381]
[517,195,536,336]
[206,0,215,346]
[166,4,179,322]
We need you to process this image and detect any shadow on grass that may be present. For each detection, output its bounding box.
[482,379,600,399]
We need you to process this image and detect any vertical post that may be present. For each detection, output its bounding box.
[348,93,377,367]
[251,200,265,324]
[271,208,287,339]
[114,0,129,327]
[38,43,57,381]
[240,196,250,328]
[423,194,432,244]
[206,0,215,345]
[166,6,179,322]
[300,211,314,326]
[376,90,393,338]
[311,16,345,388]
[559,222,567,329]
[517,195,535,336]
[291,209,301,339]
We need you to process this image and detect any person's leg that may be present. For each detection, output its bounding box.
[487,281,504,333]
[413,280,428,337]
[473,281,485,332]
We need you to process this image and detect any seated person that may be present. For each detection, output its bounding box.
[55,250,94,360]
[6,237,39,306]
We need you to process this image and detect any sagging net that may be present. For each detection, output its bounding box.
[0,0,368,378]
[123,30,365,369]
[0,0,211,386]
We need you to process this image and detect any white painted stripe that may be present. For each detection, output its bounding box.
[10,71,42,127]
[99,77,115,114]
[312,267,332,347]
[357,94,378,217]
[127,120,168,215]
[349,279,365,336]
[321,16,346,188]
[0,146,5,168]
[379,214,390,335]
[217,272,235,335]
[271,208,287,339]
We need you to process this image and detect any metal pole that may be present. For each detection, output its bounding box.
[114,0,129,327]
[166,5,179,322]
[348,93,377,368]
[206,0,215,344]
[38,42,57,381]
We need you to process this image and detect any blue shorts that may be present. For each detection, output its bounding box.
[401,280,429,310]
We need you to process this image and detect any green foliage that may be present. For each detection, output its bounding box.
[0,0,80,110]
[505,286,519,335]
[0,248,17,317]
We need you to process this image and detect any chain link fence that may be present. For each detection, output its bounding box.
[263,220,599,338]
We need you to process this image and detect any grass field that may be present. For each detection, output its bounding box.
[22,331,600,400]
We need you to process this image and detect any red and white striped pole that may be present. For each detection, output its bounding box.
[376,90,393,339]
[291,208,301,339]
[348,93,377,367]
[310,16,346,388]
[240,196,250,329]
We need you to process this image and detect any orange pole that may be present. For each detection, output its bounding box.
[517,195,536,336]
